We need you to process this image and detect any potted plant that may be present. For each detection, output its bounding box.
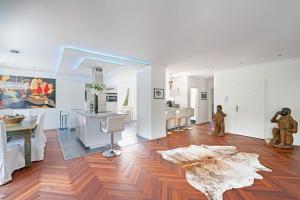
[91,82,106,113]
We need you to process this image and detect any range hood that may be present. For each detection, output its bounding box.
[90,67,113,91]
[92,67,103,84]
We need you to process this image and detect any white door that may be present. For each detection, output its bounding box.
[233,80,265,138]
[190,88,198,122]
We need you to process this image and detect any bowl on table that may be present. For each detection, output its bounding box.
[0,114,25,125]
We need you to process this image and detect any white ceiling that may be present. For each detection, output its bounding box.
[1,0,300,75]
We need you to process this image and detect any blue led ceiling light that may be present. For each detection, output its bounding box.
[65,46,150,65]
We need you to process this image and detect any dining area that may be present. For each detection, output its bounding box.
[0,111,46,185]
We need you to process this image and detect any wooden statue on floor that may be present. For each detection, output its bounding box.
[271,108,298,149]
[213,105,227,136]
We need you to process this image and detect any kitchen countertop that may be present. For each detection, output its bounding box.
[166,107,193,110]
[74,110,127,118]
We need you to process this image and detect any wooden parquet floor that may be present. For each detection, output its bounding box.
[1,123,300,200]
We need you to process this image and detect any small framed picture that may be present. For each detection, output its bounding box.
[201,92,207,100]
[154,88,165,99]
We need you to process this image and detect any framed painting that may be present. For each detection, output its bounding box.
[154,88,164,99]
[0,75,56,109]
[201,92,207,100]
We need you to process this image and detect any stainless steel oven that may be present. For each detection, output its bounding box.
[106,93,117,102]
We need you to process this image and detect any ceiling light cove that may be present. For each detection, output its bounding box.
[73,57,124,70]
[56,46,150,76]
[65,46,150,65]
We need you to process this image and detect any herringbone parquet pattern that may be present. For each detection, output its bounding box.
[1,123,300,200]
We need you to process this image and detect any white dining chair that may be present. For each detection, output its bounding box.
[100,115,125,158]
[9,112,46,161]
[36,112,46,146]
[31,112,46,161]
[0,120,25,185]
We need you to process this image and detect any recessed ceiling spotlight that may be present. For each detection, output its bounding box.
[10,49,21,54]
[239,61,243,64]
[277,54,283,57]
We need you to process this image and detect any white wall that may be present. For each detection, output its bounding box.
[137,65,166,140]
[214,57,300,145]
[104,67,137,120]
[137,66,151,139]
[151,66,166,139]
[0,67,89,129]
[207,78,214,122]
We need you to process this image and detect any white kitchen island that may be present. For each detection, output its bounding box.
[74,110,126,148]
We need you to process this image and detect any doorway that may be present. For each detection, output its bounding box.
[211,88,214,121]
[190,88,199,123]
[233,79,265,138]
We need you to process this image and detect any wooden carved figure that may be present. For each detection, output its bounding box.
[213,105,227,136]
[271,107,298,149]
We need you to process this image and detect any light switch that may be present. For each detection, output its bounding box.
[224,96,229,102]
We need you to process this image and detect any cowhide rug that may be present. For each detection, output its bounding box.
[158,145,271,200]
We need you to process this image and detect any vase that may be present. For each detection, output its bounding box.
[94,94,98,114]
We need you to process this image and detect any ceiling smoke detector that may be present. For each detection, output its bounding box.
[10,49,21,54]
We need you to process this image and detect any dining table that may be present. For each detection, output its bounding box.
[5,116,38,167]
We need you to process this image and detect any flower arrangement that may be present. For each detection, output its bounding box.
[91,82,106,95]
